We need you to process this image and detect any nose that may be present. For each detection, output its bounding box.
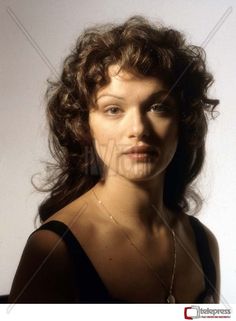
[127,108,150,139]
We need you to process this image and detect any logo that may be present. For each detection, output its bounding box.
[184,306,231,319]
[184,306,200,319]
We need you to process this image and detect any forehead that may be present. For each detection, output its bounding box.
[96,64,166,100]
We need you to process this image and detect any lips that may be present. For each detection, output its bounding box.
[123,145,158,155]
[123,145,159,162]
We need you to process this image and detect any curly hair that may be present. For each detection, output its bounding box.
[36,15,219,222]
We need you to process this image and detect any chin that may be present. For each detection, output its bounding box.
[107,165,164,183]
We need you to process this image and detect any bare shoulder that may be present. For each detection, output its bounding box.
[9,228,77,303]
[43,189,113,245]
[44,191,90,226]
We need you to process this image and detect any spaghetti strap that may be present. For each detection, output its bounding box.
[189,216,217,300]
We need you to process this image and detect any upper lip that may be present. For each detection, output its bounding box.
[123,145,158,154]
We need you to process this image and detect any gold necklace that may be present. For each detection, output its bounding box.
[92,188,177,303]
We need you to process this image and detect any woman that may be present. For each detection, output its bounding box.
[9,16,220,303]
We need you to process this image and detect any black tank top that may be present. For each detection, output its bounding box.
[34,216,216,303]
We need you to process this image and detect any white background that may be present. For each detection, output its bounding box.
[0,0,235,304]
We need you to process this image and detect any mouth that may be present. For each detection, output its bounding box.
[123,149,159,161]
[121,145,158,161]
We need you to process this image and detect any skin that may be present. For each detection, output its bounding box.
[89,65,179,232]
[9,65,220,303]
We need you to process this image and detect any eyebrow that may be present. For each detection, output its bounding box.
[96,94,125,102]
[96,90,173,103]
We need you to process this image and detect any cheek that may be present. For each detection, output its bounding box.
[155,119,179,160]
[154,118,178,141]
[90,119,116,143]
[89,116,119,162]
[89,114,101,141]
[89,110,125,145]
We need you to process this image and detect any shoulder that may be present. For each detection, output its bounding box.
[43,194,90,226]
[43,190,114,245]
[182,214,221,302]
[179,213,220,271]
[185,215,219,253]
[23,227,73,262]
[193,217,221,302]
[195,218,220,262]
[9,227,77,303]
[204,224,219,258]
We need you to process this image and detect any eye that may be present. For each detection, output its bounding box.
[149,102,168,113]
[104,106,122,116]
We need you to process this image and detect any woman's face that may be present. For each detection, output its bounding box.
[89,65,179,183]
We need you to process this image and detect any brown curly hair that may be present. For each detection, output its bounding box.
[37,15,219,222]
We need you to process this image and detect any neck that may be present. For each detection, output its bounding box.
[92,173,174,233]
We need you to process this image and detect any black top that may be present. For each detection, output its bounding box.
[33,216,216,303]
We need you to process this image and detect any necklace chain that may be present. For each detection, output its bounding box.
[92,188,177,303]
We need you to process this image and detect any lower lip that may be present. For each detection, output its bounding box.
[124,152,158,161]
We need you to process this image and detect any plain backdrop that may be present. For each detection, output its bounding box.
[0,0,236,304]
